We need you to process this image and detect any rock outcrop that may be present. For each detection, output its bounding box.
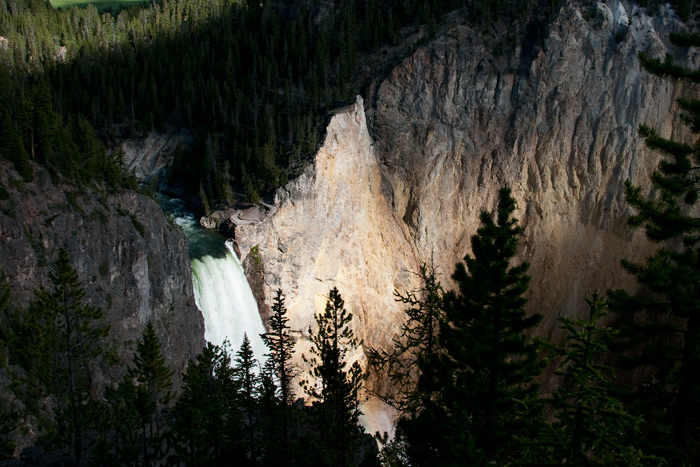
[0,161,205,386]
[236,96,418,358]
[235,1,699,433]
[121,129,192,186]
[236,97,416,433]
[369,0,698,334]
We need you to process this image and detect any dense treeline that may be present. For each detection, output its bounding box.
[2,0,698,205]
[1,0,695,205]
[0,0,575,206]
[0,252,377,465]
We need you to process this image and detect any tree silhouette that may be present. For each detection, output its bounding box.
[302,287,365,466]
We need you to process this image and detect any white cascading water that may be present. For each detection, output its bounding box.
[170,207,267,363]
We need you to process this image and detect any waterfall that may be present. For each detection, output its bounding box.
[171,208,267,364]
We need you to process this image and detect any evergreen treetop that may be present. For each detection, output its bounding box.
[261,288,297,406]
[400,187,543,466]
[302,287,366,466]
[520,294,654,466]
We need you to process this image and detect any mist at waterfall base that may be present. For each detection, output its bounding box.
[165,200,267,364]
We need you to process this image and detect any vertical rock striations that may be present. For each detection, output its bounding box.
[236,0,698,430]
[370,0,699,334]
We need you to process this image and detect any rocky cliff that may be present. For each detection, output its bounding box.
[235,1,699,432]
[0,161,205,385]
[369,0,700,335]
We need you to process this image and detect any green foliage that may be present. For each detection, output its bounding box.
[234,333,261,463]
[0,180,8,200]
[0,111,33,182]
[0,0,565,209]
[15,248,110,463]
[400,188,544,466]
[111,321,174,465]
[520,294,656,466]
[608,31,700,464]
[198,182,210,216]
[261,289,297,457]
[98,377,152,466]
[116,206,145,236]
[302,287,367,466]
[368,261,444,415]
[249,245,262,266]
[50,0,148,10]
[131,322,173,408]
[170,341,246,466]
[0,273,17,462]
[0,409,17,462]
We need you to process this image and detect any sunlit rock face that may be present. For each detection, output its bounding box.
[235,99,417,434]
[236,1,698,432]
[369,0,698,334]
[236,98,419,359]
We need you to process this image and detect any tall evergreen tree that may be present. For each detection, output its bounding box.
[126,321,173,465]
[234,333,259,465]
[520,294,653,466]
[170,342,245,466]
[402,188,543,466]
[368,261,444,416]
[32,248,109,464]
[0,110,33,182]
[95,326,170,466]
[0,272,18,462]
[260,289,297,457]
[608,31,700,464]
[302,287,366,467]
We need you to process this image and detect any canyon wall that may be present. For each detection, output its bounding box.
[368,0,698,335]
[0,161,205,385]
[235,0,698,432]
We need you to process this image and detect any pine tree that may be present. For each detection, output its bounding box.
[260,289,297,457]
[403,188,543,466]
[301,287,366,466]
[368,261,444,417]
[261,289,296,406]
[608,32,700,464]
[520,293,653,466]
[257,357,282,466]
[234,333,259,464]
[99,376,149,466]
[126,321,173,465]
[32,248,109,464]
[0,110,33,182]
[0,272,18,462]
[170,342,245,466]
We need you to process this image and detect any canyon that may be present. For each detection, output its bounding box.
[1,0,697,442]
[231,0,699,432]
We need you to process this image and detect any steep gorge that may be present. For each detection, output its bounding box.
[234,0,699,431]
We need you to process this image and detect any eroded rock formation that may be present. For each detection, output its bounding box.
[235,1,699,432]
[369,0,700,334]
